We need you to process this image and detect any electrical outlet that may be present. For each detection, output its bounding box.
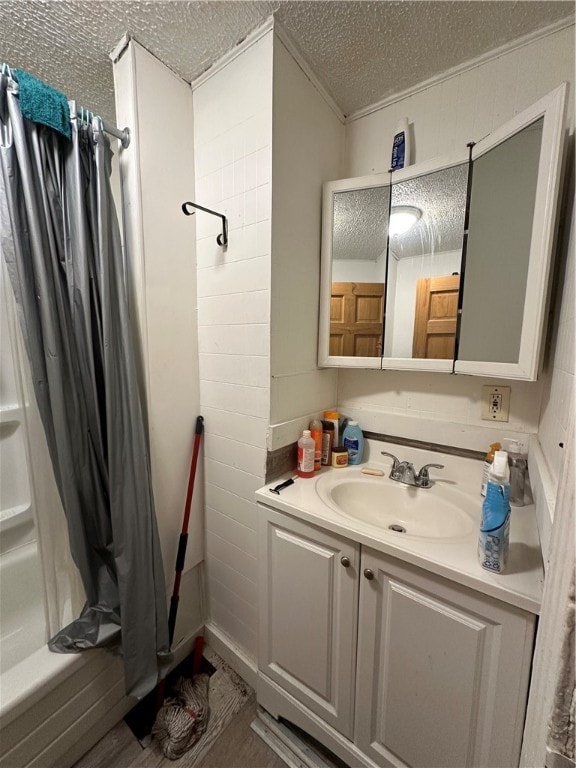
[481,385,510,422]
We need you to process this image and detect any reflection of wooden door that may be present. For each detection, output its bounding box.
[413,275,460,359]
[330,282,384,357]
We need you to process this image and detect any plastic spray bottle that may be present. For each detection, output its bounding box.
[478,451,511,574]
[480,442,501,496]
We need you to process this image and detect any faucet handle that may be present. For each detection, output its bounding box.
[416,463,445,488]
[381,452,400,472]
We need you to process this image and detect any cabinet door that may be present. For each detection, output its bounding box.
[355,549,535,768]
[258,506,359,738]
[455,83,567,380]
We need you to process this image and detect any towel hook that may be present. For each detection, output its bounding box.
[181,201,228,248]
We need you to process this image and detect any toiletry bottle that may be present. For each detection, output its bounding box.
[331,446,348,468]
[297,430,315,478]
[321,420,334,466]
[480,441,501,497]
[323,410,340,446]
[478,451,511,574]
[391,117,411,170]
[309,418,323,472]
[504,439,527,506]
[342,420,364,465]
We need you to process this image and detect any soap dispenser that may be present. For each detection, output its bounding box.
[504,439,527,506]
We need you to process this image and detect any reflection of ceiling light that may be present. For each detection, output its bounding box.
[389,206,422,236]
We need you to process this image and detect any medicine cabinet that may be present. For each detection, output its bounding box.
[318,83,567,380]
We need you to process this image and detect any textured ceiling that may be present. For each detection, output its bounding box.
[334,186,390,261]
[332,162,469,263]
[0,1,573,125]
[390,162,469,259]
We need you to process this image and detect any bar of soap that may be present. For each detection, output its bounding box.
[361,467,385,476]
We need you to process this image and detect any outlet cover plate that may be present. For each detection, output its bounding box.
[481,385,510,422]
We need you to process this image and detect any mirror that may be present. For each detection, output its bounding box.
[319,84,566,379]
[458,118,543,363]
[384,162,469,361]
[329,184,390,359]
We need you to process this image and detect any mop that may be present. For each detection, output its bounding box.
[152,416,210,760]
[152,670,210,759]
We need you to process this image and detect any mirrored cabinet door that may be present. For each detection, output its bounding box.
[382,157,469,372]
[455,83,567,380]
[319,176,390,368]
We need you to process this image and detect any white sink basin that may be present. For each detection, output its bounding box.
[316,471,476,540]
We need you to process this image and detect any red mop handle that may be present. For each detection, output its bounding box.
[169,416,204,647]
[182,416,204,536]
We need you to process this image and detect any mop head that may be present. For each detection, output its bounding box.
[152,673,210,760]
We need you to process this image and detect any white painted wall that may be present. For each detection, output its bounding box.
[113,41,203,646]
[193,29,274,661]
[389,249,461,358]
[340,25,574,458]
[538,193,575,489]
[270,35,343,429]
[331,254,386,283]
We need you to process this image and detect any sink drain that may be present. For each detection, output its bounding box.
[388,524,407,534]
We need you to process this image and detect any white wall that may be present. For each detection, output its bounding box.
[331,254,386,283]
[113,40,203,645]
[389,249,461,358]
[193,29,274,661]
[269,35,343,435]
[538,191,575,488]
[340,25,574,458]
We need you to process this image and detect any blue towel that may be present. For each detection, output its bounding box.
[14,69,71,140]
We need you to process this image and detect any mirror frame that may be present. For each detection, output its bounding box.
[455,83,567,380]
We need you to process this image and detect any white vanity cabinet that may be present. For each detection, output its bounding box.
[257,504,537,768]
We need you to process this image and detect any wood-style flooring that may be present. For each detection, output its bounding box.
[73,698,287,768]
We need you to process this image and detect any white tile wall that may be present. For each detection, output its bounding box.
[338,369,541,452]
[269,36,342,429]
[193,31,274,661]
[537,200,575,486]
[341,26,574,460]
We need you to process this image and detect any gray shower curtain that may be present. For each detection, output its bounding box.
[0,73,169,698]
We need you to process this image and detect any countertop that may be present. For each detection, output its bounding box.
[255,440,544,615]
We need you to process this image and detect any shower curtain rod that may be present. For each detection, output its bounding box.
[0,65,131,148]
[75,108,131,148]
[69,99,130,148]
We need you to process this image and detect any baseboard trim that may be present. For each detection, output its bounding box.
[257,673,379,768]
[203,621,258,689]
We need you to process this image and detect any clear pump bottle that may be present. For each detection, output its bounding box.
[504,439,527,506]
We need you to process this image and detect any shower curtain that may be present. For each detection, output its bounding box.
[0,72,169,698]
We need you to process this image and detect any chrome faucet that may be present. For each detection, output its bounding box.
[381,451,444,488]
